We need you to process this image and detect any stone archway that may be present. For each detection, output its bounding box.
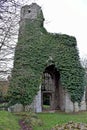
[41,64,61,111]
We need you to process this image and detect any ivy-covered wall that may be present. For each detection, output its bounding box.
[8,4,85,106]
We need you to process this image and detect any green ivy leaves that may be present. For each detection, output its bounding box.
[8,15,85,106]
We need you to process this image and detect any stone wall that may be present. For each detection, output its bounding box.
[32,84,87,113]
[64,91,86,113]
[0,81,9,96]
[33,85,42,112]
[7,3,87,113]
[21,3,41,20]
[7,88,86,113]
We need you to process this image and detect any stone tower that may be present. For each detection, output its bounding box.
[19,3,44,35]
[21,3,42,20]
[9,3,86,113]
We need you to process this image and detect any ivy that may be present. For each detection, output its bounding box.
[8,10,85,106]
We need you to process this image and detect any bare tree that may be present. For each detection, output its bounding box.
[0,0,37,80]
[0,0,20,49]
[81,56,87,109]
[81,56,87,79]
[0,0,20,80]
[81,56,87,94]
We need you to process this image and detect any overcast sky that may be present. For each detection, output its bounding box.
[28,0,87,58]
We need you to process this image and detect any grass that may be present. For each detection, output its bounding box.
[43,105,50,109]
[0,110,20,130]
[33,111,87,130]
[1,110,87,130]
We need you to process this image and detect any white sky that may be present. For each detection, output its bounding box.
[30,0,87,58]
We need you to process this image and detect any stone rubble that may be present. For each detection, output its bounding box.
[52,121,87,130]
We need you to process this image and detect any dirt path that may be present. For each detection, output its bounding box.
[19,120,33,130]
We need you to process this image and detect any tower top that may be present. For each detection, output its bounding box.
[21,3,43,20]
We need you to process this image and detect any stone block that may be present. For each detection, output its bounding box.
[8,103,23,112]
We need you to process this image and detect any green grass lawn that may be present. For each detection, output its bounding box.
[1,110,87,130]
[0,111,20,130]
[33,111,87,130]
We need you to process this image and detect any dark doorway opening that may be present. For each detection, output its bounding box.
[43,93,50,105]
[42,93,52,110]
[41,64,60,111]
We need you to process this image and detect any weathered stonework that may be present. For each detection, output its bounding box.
[8,103,24,112]
[32,88,86,113]
[33,87,42,112]
[21,3,42,20]
[0,80,9,96]
[8,3,86,113]
[80,91,86,111]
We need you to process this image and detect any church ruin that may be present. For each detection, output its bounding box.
[9,3,86,113]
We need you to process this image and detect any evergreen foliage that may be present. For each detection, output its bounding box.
[8,8,85,106]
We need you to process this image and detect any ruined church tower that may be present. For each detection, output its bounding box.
[19,3,44,35]
[9,3,86,113]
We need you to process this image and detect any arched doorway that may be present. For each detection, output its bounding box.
[41,64,60,111]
